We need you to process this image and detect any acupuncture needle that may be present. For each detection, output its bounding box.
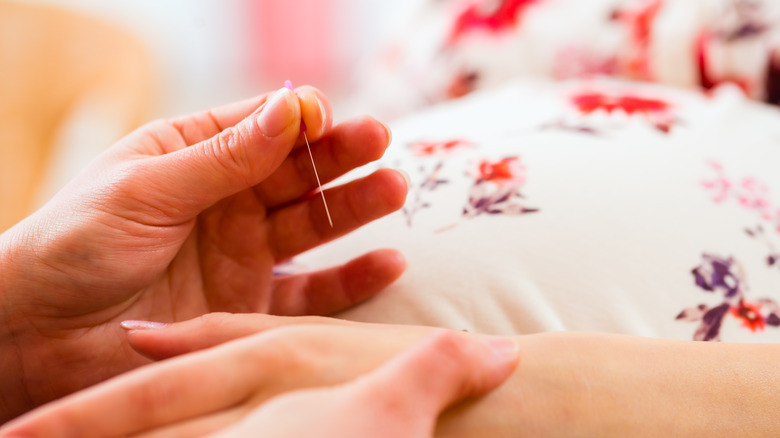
[284,80,333,228]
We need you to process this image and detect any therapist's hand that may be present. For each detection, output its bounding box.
[0,85,408,421]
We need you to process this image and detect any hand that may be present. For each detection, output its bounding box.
[0,327,519,438]
[212,331,518,438]
[0,86,408,420]
[121,314,780,437]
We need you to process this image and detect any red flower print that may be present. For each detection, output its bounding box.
[765,50,780,105]
[446,71,480,99]
[680,253,780,341]
[448,0,540,45]
[553,47,618,80]
[570,91,674,133]
[572,92,669,115]
[731,300,766,332]
[463,156,537,218]
[409,139,473,157]
[612,0,662,80]
[472,157,525,187]
[696,31,752,96]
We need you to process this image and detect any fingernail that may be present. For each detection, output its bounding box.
[397,169,411,189]
[314,94,329,130]
[257,87,296,137]
[120,320,170,330]
[381,121,393,146]
[480,336,519,364]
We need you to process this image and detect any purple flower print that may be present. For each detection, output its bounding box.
[678,253,780,341]
[691,254,742,299]
[462,156,538,218]
[402,139,473,227]
[745,225,780,271]
[403,161,449,227]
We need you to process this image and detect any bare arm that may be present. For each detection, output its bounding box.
[3,314,779,436]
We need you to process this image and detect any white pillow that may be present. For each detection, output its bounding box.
[301,78,780,343]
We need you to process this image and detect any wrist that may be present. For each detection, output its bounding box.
[0,224,38,422]
[439,332,780,437]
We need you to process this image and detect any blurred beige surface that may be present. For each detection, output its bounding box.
[0,1,154,231]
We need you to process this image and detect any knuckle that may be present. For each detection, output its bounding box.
[207,127,253,183]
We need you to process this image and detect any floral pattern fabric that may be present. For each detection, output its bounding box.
[353,0,780,121]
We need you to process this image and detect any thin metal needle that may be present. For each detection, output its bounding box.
[303,131,333,228]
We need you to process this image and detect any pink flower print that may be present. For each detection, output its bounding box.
[702,162,780,231]
[447,0,540,45]
[702,162,780,232]
[738,177,772,218]
[700,161,732,204]
[731,300,766,332]
[408,139,473,158]
[553,47,618,80]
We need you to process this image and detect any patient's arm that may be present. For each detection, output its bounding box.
[127,314,780,437]
[3,313,780,437]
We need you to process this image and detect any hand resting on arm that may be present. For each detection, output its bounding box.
[0,85,408,421]
[4,313,780,437]
[0,326,519,438]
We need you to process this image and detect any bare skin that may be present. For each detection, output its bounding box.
[0,86,408,422]
[3,313,779,437]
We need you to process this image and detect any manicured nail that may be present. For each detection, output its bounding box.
[381,121,393,146]
[397,169,411,190]
[120,320,170,330]
[257,87,296,137]
[480,336,519,364]
[314,94,329,130]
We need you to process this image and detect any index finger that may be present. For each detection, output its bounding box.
[167,85,332,149]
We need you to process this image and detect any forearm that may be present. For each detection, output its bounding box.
[438,332,780,437]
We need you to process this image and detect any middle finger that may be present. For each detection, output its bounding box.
[253,115,393,208]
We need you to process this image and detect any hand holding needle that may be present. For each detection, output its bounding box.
[285,80,333,228]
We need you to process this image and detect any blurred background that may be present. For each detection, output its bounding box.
[0,0,419,230]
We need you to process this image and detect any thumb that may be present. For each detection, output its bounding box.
[352,330,519,425]
[151,87,301,215]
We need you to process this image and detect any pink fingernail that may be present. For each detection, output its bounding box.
[257,87,296,137]
[120,320,170,330]
[381,121,392,146]
[284,80,307,132]
[397,169,411,189]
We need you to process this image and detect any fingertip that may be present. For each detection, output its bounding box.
[341,249,407,305]
[477,336,520,392]
[255,87,299,138]
[372,169,410,212]
[355,115,392,157]
[295,86,333,141]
